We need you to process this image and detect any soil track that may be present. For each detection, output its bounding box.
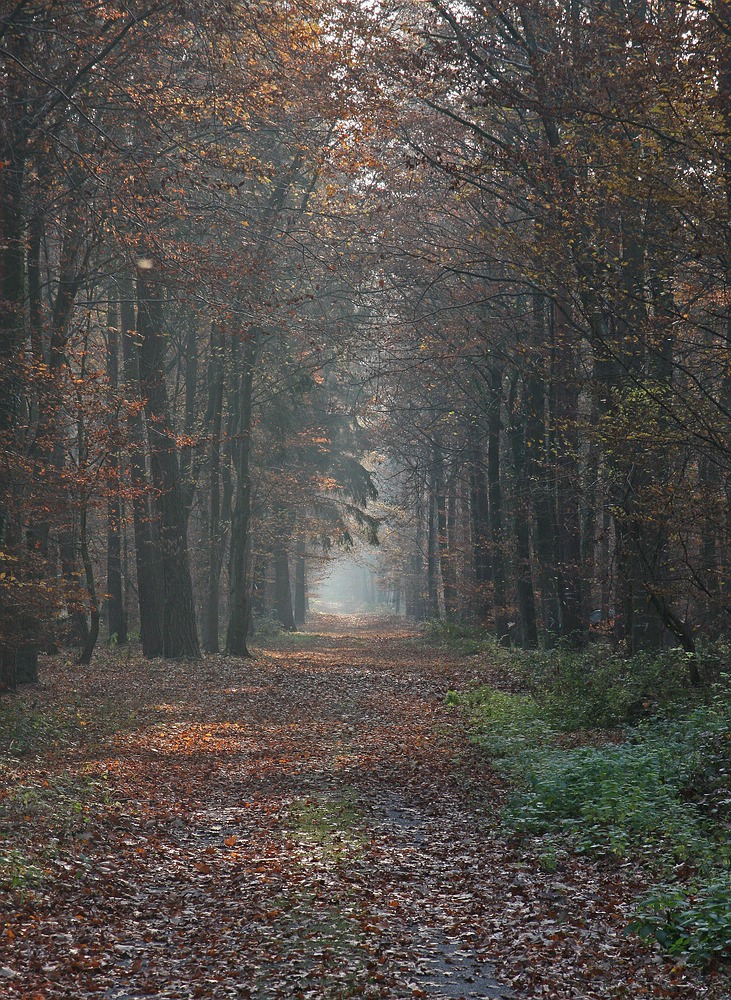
[0,615,723,998]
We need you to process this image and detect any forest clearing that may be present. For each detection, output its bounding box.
[2,615,730,999]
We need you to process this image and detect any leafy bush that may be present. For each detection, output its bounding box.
[451,688,706,861]
[251,611,286,639]
[517,643,695,730]
[424,620,494,656]
[506,739,707,862]
[448,675,731,966]
[629,880,731,965]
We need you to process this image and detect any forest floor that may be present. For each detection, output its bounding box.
[0,614,728,999]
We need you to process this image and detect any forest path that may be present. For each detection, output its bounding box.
[4,616,710,999]
[2,614,517,999]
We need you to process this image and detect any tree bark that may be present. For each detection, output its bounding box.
[136,261,200,659]
[487,366,509,643]
[426,469,440,617]
[469,442,491,621]
[106,294,127,645]
[120,276,164,658]
[294,538,307,626]
[226,335,256,656]
[203,323,225,653]
[274,547,296,630]
[552,301,586,643]
[435,444,458,618]
[509,375,538,648]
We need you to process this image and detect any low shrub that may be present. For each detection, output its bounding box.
[424,619,492,656]
[517,643,695,730]
[629,880,731,966]
[448,679,731,966]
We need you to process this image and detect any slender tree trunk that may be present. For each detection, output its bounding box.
[409,487,427,620]
[509,376,538,648]
[552,301,586,643]
[203,323,224,653]
[106,294,127,644]
[294,538,306,626]
[274,547,296,630]
[0,31,27,551]
[120,276,164,657]
[487,366,509,643]
[469,442,491,621]
[180,314,199,520]
[427,471,440,617]
[136,260,200,659]
[226,335,256,656]
[435,444,458,618]
[77,502,99,666]
[527,296,560,643]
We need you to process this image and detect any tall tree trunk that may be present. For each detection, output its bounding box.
[426,470,440,617]
[435,444,458,618]
[0,28,27,549]
[509,375,538,648]
[487,366,509,643]
[106,293,127,644]
[180,314,199,520]
[294,538,307,626]
[469,442,491,621]
[77,501,99,666]
[274,547,296,630]
[527,296,560,643]
[552,301,586,643]
[203,323,225,653]
[120,276,164,657]
[136,260,200,659]
[226,335,256,656]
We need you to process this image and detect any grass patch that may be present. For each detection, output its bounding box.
[0,846,44,894]
[0,768,115,841]
[286,792,366,862]
[447,649,731,967]
[0,702,82,756]
[255,889,380,998]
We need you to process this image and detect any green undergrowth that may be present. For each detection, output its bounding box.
[445,635,731,968]
[0,701,81,756]
[425,619,492,656]
[286,792,367,863]
[0,768,115,839]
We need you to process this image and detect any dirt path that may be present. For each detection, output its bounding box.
[1,615,722,998]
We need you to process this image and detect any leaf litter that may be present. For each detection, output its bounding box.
[0,613,728,998]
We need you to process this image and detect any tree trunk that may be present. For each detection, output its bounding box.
[203,323,225,653]
[226,335,256,656]
[106,293,127,645]
[274,547,296,630]
[0,29,27,549]
[77,503,100,666]
[435,444,458,619]
[487,366,509,643]
[552,301,586,643]
[120,276,164,658]
[294,538,307,626]
[509,375,538,648]
[427,471,440,617]
[136,260,200,659]
[469,442,491,621]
